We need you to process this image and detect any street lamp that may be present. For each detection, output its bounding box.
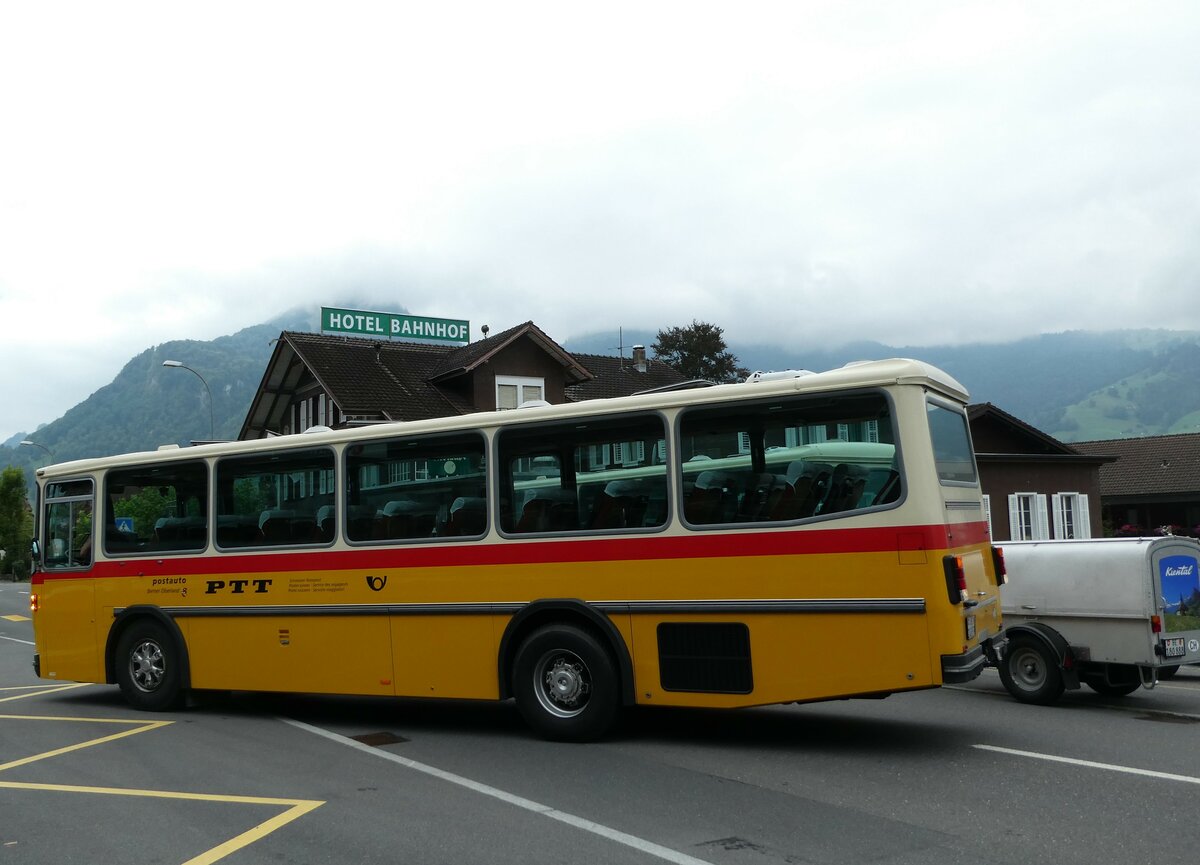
[20,440,53,459]
[162,360,215,441]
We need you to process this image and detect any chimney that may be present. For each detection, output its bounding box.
[632,345,647,373]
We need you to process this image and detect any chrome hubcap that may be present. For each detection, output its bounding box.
[129,639,166,693]
[534,650,591,718]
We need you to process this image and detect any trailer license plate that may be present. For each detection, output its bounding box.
[1164,637,1185,658]
[966,615,976,641]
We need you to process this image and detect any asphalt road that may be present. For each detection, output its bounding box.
[3,578,1199,865]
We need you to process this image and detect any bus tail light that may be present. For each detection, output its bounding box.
[29,593,39,613]
[943,555,968,605]
[991,546,1007,585]
[1151,615,1162,634]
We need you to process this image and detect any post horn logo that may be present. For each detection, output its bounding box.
[365,574,388,592]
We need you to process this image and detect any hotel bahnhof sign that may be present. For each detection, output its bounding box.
[321,307,469,343]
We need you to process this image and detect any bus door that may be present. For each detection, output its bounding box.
[34,478,101,682]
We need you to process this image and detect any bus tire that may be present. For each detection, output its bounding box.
[512,624,619,742]
[998,636,1064,705]
[115,620,183,711]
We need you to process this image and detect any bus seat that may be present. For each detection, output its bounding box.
[772,461,833,520]
[818,463,869,514]
[589,481,632,529]
[380,499,432,539]
[316,505,335,541]
[446,496,486,536]
[290,518,318,542]
[739,472,786,521]
[154,517,179,543]
[684,470,741,524]
[260,516,291,543]
[516,498,552,533]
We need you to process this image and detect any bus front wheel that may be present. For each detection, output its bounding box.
[115,620,183,711]
[997,636,1064,705]
[512,624,619,742]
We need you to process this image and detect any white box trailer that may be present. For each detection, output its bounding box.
[997,536,1200,704]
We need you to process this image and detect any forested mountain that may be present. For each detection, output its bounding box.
[2,314,1198,487]
[563,328,1200,443]
[0,308,316,477]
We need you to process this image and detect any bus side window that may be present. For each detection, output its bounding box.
[345,432,488,543]
[497,415,669,536]
[678,393,897,526]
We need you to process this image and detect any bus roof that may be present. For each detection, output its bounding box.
[36,357,966,479]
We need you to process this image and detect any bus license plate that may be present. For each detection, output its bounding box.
[965,615,976,641]
[1164,637,1185,658]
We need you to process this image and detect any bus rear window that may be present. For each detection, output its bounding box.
[927,402,977,485]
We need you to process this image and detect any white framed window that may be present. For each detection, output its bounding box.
[1052,492,1091,539]
[614,440,647,466]
[496,375,545,410]
[1008,492,1049,541]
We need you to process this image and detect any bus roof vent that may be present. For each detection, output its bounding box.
[745,369,816,383]
[157,444,181,451]
[303,425,333,434]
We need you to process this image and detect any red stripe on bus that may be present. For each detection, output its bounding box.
[34,521,992,582]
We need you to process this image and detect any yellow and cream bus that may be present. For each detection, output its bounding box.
[29,357,1006,741]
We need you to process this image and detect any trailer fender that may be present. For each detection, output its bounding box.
[1003,623,1081,691]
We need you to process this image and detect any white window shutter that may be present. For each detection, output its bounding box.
[982,494,993,538]
[1034,495,1050,540]
[1051,493,1064,539]
[1007,494,1021,541]
[1077,495,1091,539]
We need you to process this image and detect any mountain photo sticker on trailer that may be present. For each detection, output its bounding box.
[1160,553,1200,634]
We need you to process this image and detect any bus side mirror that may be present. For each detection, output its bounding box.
[29,539,40,571]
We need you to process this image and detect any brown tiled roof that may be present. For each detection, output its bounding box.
[1072,433,1200,496]
[431,321,592,385]
[239,326,689,439]
[285,332,472,420]
[566,353,688,400]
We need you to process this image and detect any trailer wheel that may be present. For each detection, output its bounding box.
[1082,665,1140,698]
[998,636,1064,705]
[1157,665,1180,680]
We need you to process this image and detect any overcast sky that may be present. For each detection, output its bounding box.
[2,1,1198,442]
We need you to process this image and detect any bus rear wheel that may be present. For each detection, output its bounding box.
[998,636,1064,705]
[115,620,183,711]
[512,624,619,742]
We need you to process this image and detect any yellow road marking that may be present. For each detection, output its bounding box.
[0,683,91,702]
[0,780,323,865]
[1,614,29,621]
[0,716,171,772]
[0,693,325,864]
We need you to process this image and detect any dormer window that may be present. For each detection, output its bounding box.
[496,375,544,410]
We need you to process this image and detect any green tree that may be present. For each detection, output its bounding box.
[651,320,749,383]
[0,466,34,579]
